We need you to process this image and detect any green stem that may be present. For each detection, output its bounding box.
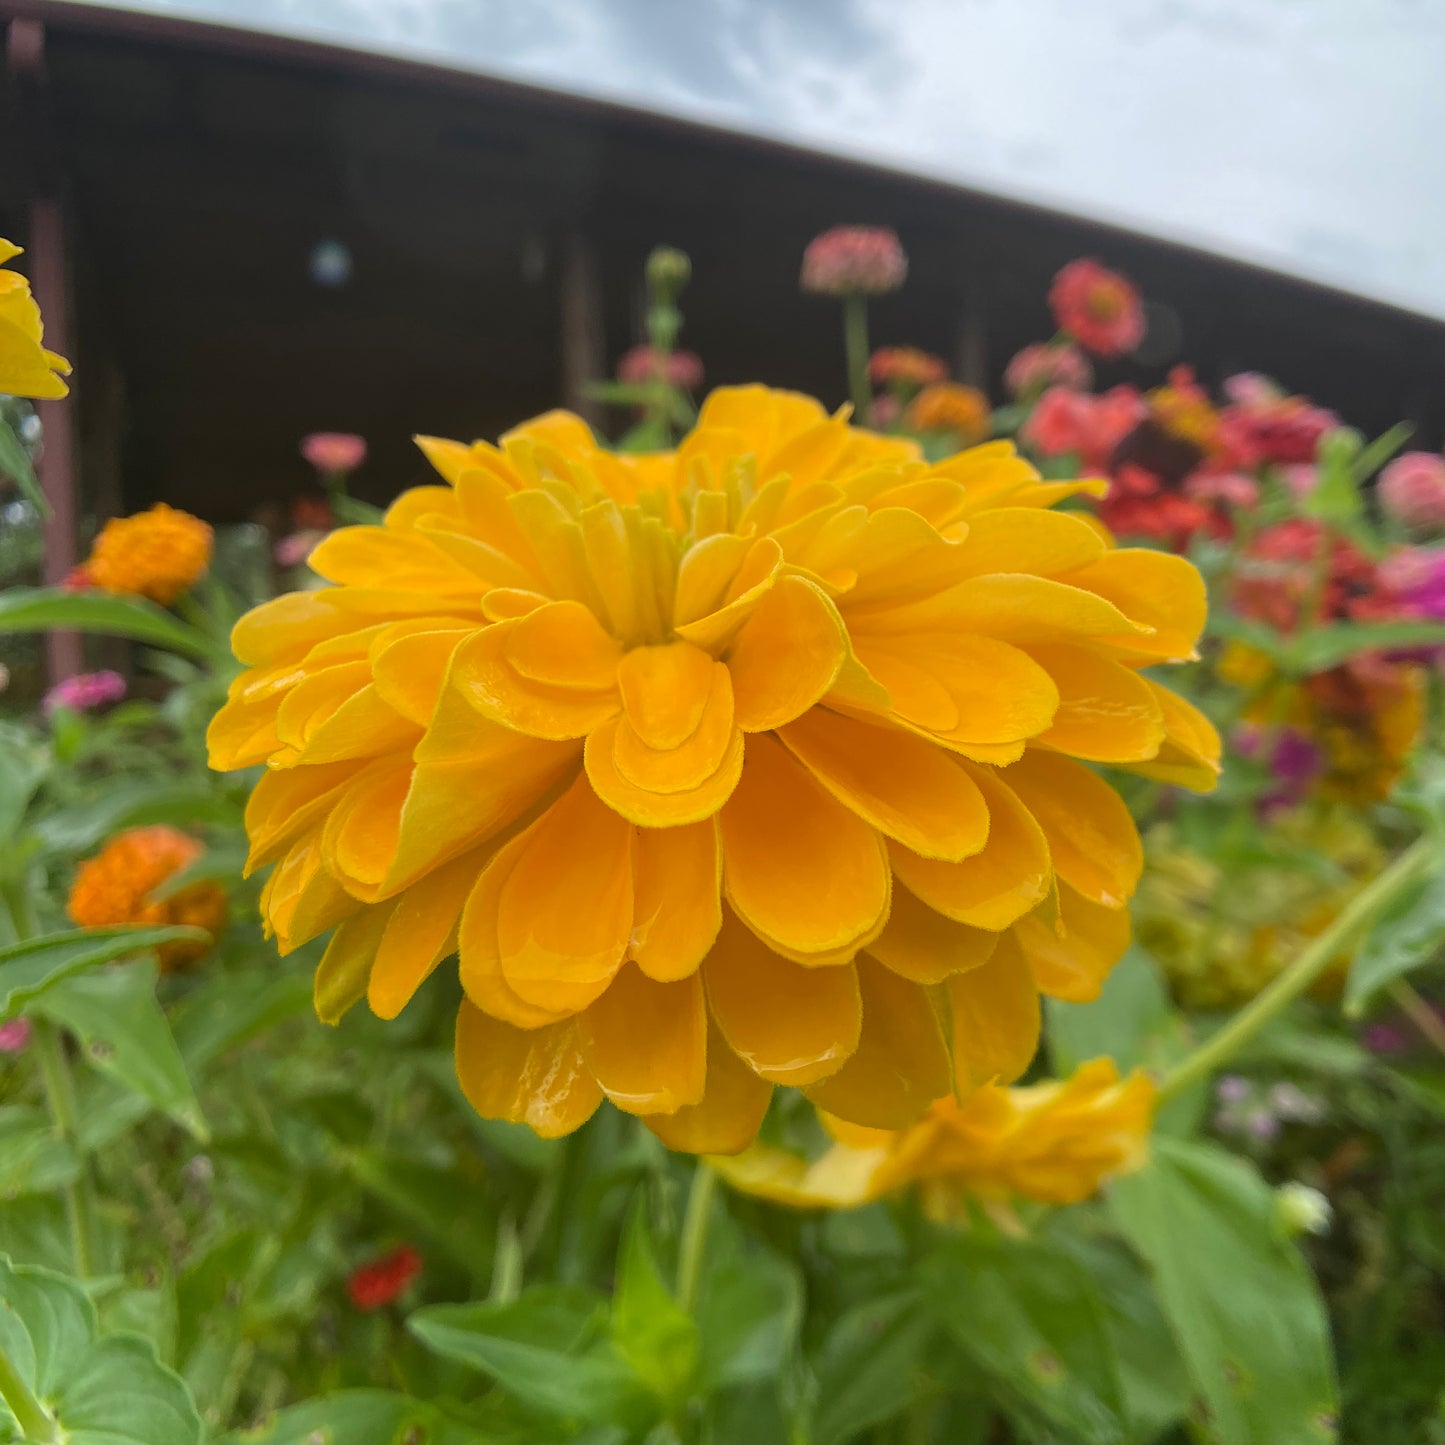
[0,1335,57,1441]
[489,1212,523,1305]
[31,1019,98,1279]
[841,293,872,424]
[676,1162,718,1316]
[1157,837,1436,1105]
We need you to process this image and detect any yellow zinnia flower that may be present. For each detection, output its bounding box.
[68,825,228,972]
[80,503,214,605]
[714,1058,1155,1213]
[208,385,1218,1152]
[0,240,71,399]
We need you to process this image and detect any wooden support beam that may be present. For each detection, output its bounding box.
[8,17,81,680]
[560,232,605,427]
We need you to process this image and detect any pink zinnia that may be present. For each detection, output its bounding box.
[1004,342,1093,398]
[301,432,367,475]
[1218,376,1336,467]
[1048,259,1145,358]
[1379,452,1445,531]
[1184,470,1259,509]
[800,226,907,296]
[42,670,126,717]
[1021,384,1146,471]
[616,345,705,391]
[0,1019,31,1055]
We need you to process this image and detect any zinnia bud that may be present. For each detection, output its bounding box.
[1379,452,1445,531]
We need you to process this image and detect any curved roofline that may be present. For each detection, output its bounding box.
[5,0,1442,330]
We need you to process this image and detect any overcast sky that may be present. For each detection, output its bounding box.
[73,0,1445,318]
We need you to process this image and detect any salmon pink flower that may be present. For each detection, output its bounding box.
[1005,342,1092,399]
[209,386,1218,1152]
[617,345,704,391]
[301,432,367,476]
[1379,452,1445,531]
[1219,375,1336,467]
[801,227,907,296]
[1048,259,1144,358]
[868,347,947,390]
[0,1019,31,1055]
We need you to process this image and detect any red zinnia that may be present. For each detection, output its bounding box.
[346,1245,422,1311]
[1048,259,1145,358]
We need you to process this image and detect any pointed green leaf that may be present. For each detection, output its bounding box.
[0,1108,79,1199]
[0,926,207,1019]
[611,1206,698,1405]
[1344,867,1445,1015]
[1109,1138,1338,1445]
[0,414,46,517]
[0,588,216,658]
[30,958,207,1139]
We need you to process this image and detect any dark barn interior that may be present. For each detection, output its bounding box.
[4,0,1445,548]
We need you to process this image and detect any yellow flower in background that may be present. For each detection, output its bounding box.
[715,1058,1155,1213]
[208,384,1218,1152]
[0,240,71,399]
[81,503,213,605]
[905,382,990,443]
[68,825,228,972]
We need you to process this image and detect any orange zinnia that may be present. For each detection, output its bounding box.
[81,504,213,605]
[68,825,227,971]
[208,385,1218,1152]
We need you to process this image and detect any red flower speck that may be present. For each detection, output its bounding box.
[347,1245,422,1311]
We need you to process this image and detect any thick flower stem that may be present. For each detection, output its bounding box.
[0,1337,57,1441]
[31,1019,98,1279]
[676,1162,718,1317]
[1157,837,1436,1105]
[841,293,872,425]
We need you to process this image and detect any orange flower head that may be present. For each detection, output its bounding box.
[209,385,1218,1153]
[714,1057,1155,1213]
[905,383,990,444]
[0,239,71,399]
[68,825,227,971]
[83,504,213,605]
[868,347,948,391]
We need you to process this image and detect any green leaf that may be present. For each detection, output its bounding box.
[1109,1138,1339,1445]
[694,1221,802,1391]
[1047,945,1177,1074]
[328,494,385,526]
[610,1207,698,1406]
[30,958,207,1139]
[409,1285,656,1431]
[0,1107,79,1198]
[0,926,207,1019]
[0,414,46,517]
[1344,866,1445,1015]
[810,1293,937,1445]
[920,1236,1126,1445]
[0,1255,203,1444]
[214,1390,488,1445]
[170,969,312,1069]
[32,780,238,856]
[1283,620,1445,674]
[1350,420,1412,484]
[0,588,217,658]
[0,722,47,837]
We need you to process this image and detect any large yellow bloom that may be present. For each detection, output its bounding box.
[715,1058,1155,1213]
[0,240,71,399]
[208,386,1217,1152]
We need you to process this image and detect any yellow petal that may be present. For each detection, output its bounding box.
[243,760,359,874]
[370,625,474,725]
[673,538,784,652]
[719,733,890,957]
[946,933,1040,1089]
[1012,883,1131,1003]
[777,708,989,862]
[803,954,952,1129]
[496,776,634,1013]
[264,833,364,954]
[703,911,861,1085]
[455,1003,602,1139]
[581,965,707,1115]
[949,507,1107,579]
[1025,643,1166,763]
[314,904,394,1024]
[866,883,1000,984]
[644,1020,772,1155]
[369,850,482,1019]
[321,757,411,892]
[710,1142,885,1209]
[1057,550,1207,662]
[613,664,737,793]
[617,641,716,749]
[1002,751,1142,909]
[727,576,847,731]
[586,717,744,826]
[887,764,1051,930]
[308,526,479,595]
[630,821,721,981]
[1121,681,1222,791]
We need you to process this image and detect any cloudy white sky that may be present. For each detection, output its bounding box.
[72,0,1445,318]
